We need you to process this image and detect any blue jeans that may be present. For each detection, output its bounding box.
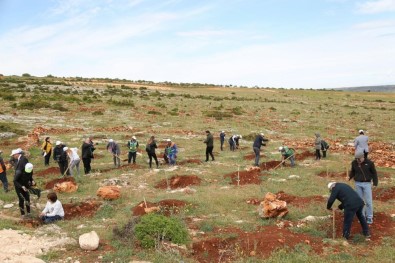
[343,204,369,239]
[253,147,260,166]
[41,215,63,224]
[289,155,295,167]
[355,182,373,219]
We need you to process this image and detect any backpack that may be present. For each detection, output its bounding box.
[321,140,329,150]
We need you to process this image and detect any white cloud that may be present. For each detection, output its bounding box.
[356,0,395,14]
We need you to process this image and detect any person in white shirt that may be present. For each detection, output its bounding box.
[40,192,65,223]
[64,147,81,176]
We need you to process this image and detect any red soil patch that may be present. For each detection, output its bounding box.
[244,153,266,160]
[132,199,188,216]
[373,186,395,201]
[63,201,101,220]
[224,170,263,185]
[178,159,203,165]
[100,163,144,172]
[325,211,395,241]
[155,175,201,189]
[192,226,324,262]
[295,150,316,161]
[260,160,282,170]
[44,177,75,189]
[18,219,41,228]
[35,167,60,177]
[33,126,84,135]
[317,171,347,179]
[276,191,326,207]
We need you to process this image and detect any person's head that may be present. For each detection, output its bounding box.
[206,130,210,134]
[63,147,69,153]
[315,133,320,137]
[56,141,62,147]
[359,129,364,135]
[166,139,171,145]
[328,182,336,192]
[239,135,242,139]
[279,146,284,152]
[260,133,264,137]
[45,137,50,142]
[355,151,364,163]
[132,136,136,141]
[84,138,90,143]
[10,148,23,159]
[47,192,58,203]
[221,131,225,133]
[108,139,114,143]
[25,163,33,173]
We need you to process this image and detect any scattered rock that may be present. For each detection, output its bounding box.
[79,231,100,251]
[300,215,331,222]
[54,181,78,193]
[100,178,129,187]
[268,178,287,182]
[96,186,121,200]
[258,192,288,219]
[169,186,197,194]
[288,175,300,179]
[3,203,14,209]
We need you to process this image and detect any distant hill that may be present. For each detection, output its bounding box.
[335,85,395,92]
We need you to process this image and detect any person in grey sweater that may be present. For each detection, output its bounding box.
[204,130,214,162]
[314,133,322,160]
[107,139,121,168]
[354,130,369,159]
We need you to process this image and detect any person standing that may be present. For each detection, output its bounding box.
[321,139,329,158]
[279,146,295,167]
[41,137,52,166]
[354,130,369,159]
[13,161,35,219]
[81,137,95,175]
[314,133,322,160]
[0,150,9,192]
[204,130,215,162]
[146,136,159,169]
[349,151,378,224]
[229,135,237,151]
[40,192,65,224]
[54,142,69,176]
[165,139,178,165]
[253,133,269,167]
[127,136,139,164]
[107,139,121,168]
[327,182,370,240]
[219,131,226,151]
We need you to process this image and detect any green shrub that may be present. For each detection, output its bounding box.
[203,110,232,120]
[92,110,104,116]
[0,123,25,135]
[148,110,162,115]
[18,100,51,110]
[51,103,68,111]
[134,213,189,248]
[0,94,16,101]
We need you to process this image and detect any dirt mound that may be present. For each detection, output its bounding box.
[45,177,75,190]
[224,170,263,185]
[317,171,347,178]
[192,226,323,262]
[295,150,316,160]
[373,187,395,201]
[244,153,266,160]
[35,167,60,177]
[178,159,203,165]
[325,211,395,241]
[276,191,325,207]
[260,161,282,170]
[132,199,188,216]
[63,201,101,220]
[155,175,201,189]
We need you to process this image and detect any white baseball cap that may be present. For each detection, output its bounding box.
[359,130,364,134]
[166,139,171,142]
[63,147,69,151]
[10,148,22,156]
[109,139,114,143]
[328,182,336,190]
[279,146,284,151]
[56,141,61,146]
[132,136,136,140]
[25,163,34,173]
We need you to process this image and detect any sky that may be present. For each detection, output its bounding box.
[0,0,395,89]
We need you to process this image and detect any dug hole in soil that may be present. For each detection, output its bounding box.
[35,167,60,177]
[155,175,201,189]
[245,191,325,207]
[44,177,76,189]
[63,201,101,220]
[192,226,324,262]
[177,159,203,165]
[224,170,266,185]
[132,199,188,216]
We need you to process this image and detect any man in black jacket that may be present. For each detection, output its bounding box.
[327,182,370,240]
[81,137,95,174]
[253,133,269,167]
[204,130,214,162]
[53,141,69,176]
[349,152,378,224]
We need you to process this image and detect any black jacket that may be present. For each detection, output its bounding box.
[82,142,95,159]
[145,141,157,154]
[253,135,269,149]
[14,156,29,176]
[14,169,33,189]
[327,183,364,211]
[204,133,214,147]
[349,159,378,186]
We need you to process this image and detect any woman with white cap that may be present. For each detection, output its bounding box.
[13,162,35,218]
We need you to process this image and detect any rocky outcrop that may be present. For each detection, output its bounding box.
[54,181,78,193]
[79,231,99,251]
[96,186,121,200]
[258,192,288,219]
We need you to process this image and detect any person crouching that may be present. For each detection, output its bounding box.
[40,192,64,224]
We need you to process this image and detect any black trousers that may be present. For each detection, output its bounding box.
[58,161,70,176]
[15,187,30,215]
[82,158,92,174]
[44,151,51,166]
[128,152,137,164]
[315,149,321,160]
[206,146,214,161]
[147,152,158,168]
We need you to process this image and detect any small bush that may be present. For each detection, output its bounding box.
[0,94,16,101]
[51,103,68,111]
[92,110,104,116]
[18,100,51,110]
[134,213,189,248]
[148,110,162,115]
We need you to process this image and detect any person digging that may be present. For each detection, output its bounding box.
[278,146,295,167]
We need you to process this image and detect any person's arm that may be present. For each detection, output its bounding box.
[348,163,355,180]
[41,202,50,215]
[326,189,337,210]
[370,161,378,186]
[13,170,23,189]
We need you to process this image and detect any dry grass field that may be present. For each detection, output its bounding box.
[0,75,394,263]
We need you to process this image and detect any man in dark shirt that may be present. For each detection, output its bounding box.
[252,133,269,167]
[204,130,214,162]
[327,182,370,240]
